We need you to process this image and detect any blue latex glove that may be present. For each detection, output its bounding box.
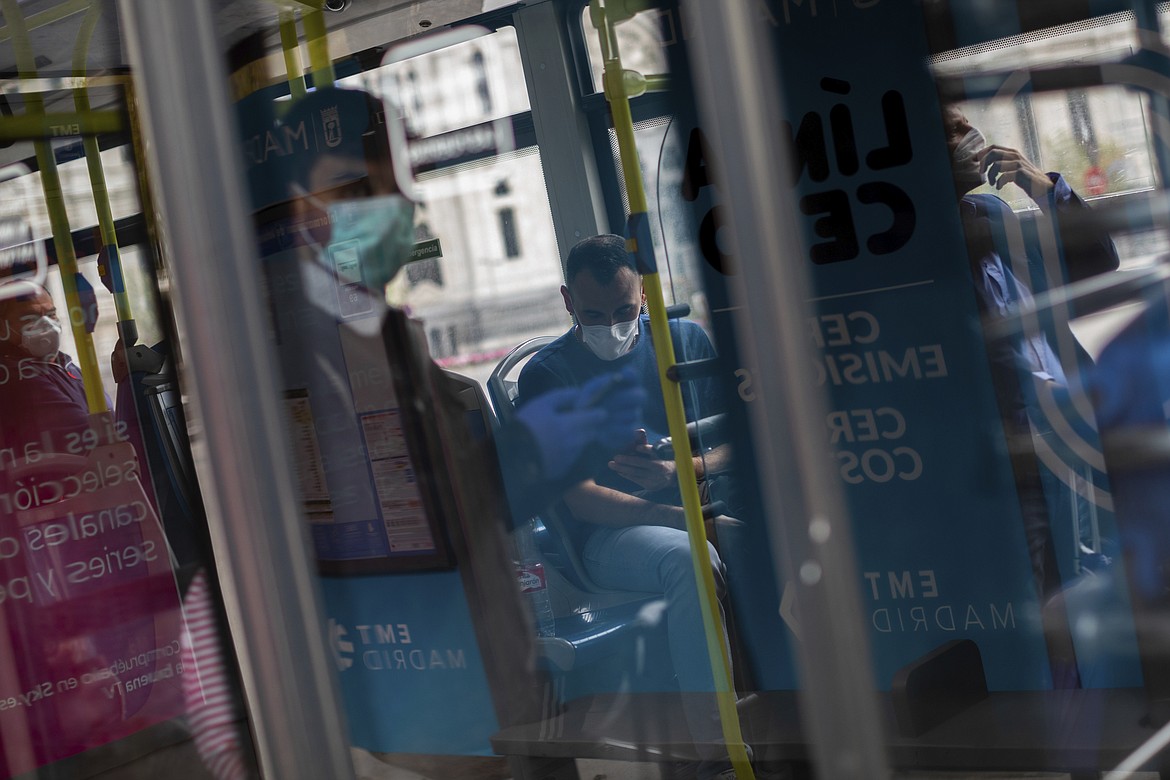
[516,369,646,480]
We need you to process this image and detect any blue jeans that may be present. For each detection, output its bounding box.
[582,523,739,770]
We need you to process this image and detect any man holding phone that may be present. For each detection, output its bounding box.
[517,234,743,780]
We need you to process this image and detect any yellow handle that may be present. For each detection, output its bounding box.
[589,2,754,777]
[74,3,135,336]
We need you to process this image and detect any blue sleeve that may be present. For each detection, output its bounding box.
[1041,173,1120,283]
[516,359,564,408]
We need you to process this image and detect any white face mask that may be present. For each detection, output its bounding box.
[581,318,638,361]
[952,127,987,191]
[21,315,61,358]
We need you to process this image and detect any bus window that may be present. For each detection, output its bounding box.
[339,27,564,386]
[939,91,1156,209]
[342,26,531,131]
[0,145,142,240]
[390,148,563,382]
[0,143,160,396]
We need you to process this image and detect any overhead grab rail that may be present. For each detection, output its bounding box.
[588,1,754,777]
[934,47,1170,102]
[73,1,137,345]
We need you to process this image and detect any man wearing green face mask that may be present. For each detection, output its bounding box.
[274,87,650,544]
[281,87,417,300]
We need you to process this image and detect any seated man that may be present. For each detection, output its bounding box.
[517,233,741,778]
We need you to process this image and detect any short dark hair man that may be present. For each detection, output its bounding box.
[517,233,743,778]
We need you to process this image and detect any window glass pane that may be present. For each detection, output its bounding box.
[942,91,1155,209]
[0,146,141,240]
[385,147,562,381]
[0,57,251,775]
[933,16,1163,272]
[340,26,530,136]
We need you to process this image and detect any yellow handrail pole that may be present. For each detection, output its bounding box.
[279,9,308,102]
[589,2,754,777]
[0,0,107,415]
[73,2,136,342]
[300,1,335,89]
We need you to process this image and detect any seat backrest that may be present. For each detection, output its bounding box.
[487,336,621,594]
[487,336,556,426]
[443,369,496,444]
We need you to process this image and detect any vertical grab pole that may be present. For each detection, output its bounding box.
[73,2,137,345]
[279,10,308,103]
[682,1,892,778]
[300,1,335,89]
[0,0,108,414]
[588,2,754,777]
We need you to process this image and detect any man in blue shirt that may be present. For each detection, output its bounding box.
[944,106,1119,612]
[517,234,742,779]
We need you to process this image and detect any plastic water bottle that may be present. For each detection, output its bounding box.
[516,520,555,637]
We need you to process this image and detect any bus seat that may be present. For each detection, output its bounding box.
[483,343,673,689]
[487,335,555,426]
[487,337,647,595]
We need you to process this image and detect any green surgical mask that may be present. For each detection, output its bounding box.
[325,194,417,292]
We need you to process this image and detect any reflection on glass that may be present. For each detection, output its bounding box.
[341,26,530,138]
[0,57,248,780]
[385,147,563,385]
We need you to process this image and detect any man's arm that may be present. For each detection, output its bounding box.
[1040,173,1120,282]
[563,479,685,529]
[977,145,1119,282]
[608,440,732,491]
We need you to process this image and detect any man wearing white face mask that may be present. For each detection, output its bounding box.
[944,105,1120,622]
[0,281,93,460]
[517,235,745,780]
[520,234,731,518]
[944,105,1118,288]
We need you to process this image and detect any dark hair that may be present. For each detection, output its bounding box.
[0,280,46,317]
[278,86,392,189]
[565,234,636,288]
